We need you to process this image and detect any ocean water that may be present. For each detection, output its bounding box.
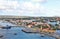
[0,27,55,39]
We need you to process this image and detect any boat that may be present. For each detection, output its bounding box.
[41,34,45,37]
[0,35,3,38]
[1,26,11,29]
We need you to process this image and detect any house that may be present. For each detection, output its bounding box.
[56,17,60,25]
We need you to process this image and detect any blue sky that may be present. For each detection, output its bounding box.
[0,0,60,16]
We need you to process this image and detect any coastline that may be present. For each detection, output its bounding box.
[7,21,60,39]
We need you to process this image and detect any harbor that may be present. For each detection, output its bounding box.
[0,0,60,39]
[0,20,56,39]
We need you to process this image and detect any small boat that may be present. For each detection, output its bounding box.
[0,35,3,38]
[41,34,45,37]
[14,33,17,35]
[1,26,11,29]
[1,25,11,29]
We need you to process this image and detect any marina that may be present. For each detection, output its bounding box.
[0,0,60,39]
[0,21,56,39]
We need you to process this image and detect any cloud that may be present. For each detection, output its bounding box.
[39,7,60,16]
[1,0,59,17]
[0,0,45,16]
[18,1,45,16]
[0,0,19,10]
[31,0,47,3]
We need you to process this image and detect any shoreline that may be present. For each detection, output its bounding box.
[6,21,60,39]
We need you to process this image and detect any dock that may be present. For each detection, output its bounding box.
[22,27,40,33]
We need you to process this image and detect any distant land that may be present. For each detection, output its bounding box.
[0,15,60,18]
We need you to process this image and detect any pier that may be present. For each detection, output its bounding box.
[22,27,40,33]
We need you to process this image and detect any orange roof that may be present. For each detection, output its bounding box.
[56,17,60,21]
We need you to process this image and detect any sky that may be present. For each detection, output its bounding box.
[0,0,60,17]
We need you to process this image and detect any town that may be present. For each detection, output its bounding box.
[0,15,60,39]
[1,16,60,31]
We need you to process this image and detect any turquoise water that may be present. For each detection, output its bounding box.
[0,21,56,39]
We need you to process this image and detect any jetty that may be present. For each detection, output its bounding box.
[22,27,40,33]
